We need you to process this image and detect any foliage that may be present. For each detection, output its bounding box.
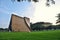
[30,22,45,31]
[12,0,55,6]
[56,13,60,24]
[0,28,8,32]
[46,0,55,6]
[30,22,60,31]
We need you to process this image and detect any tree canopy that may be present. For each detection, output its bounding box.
[12,0,55,6]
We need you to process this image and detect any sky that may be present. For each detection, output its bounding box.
[0,0,60,28]
[31,0,60,24]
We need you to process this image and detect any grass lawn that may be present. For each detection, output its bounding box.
[0,30,60,40]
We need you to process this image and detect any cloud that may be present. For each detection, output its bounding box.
[23,3,35,18]
[30,0,60,25]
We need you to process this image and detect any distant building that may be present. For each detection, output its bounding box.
[42,22,52,27]
[9,14,31,32]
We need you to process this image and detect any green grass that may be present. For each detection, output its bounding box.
[0,30,60,40]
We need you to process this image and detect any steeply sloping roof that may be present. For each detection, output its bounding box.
[9,14,31,32]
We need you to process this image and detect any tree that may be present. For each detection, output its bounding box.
[56,13,60,24]
[30,22,46,31]
[46,0,55,6]
[12,0,55,6]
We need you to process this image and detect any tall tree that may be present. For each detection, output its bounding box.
[56,13,60,24]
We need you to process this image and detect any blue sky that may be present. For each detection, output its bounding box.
[0,0,35,28]
[0,0,60,28]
